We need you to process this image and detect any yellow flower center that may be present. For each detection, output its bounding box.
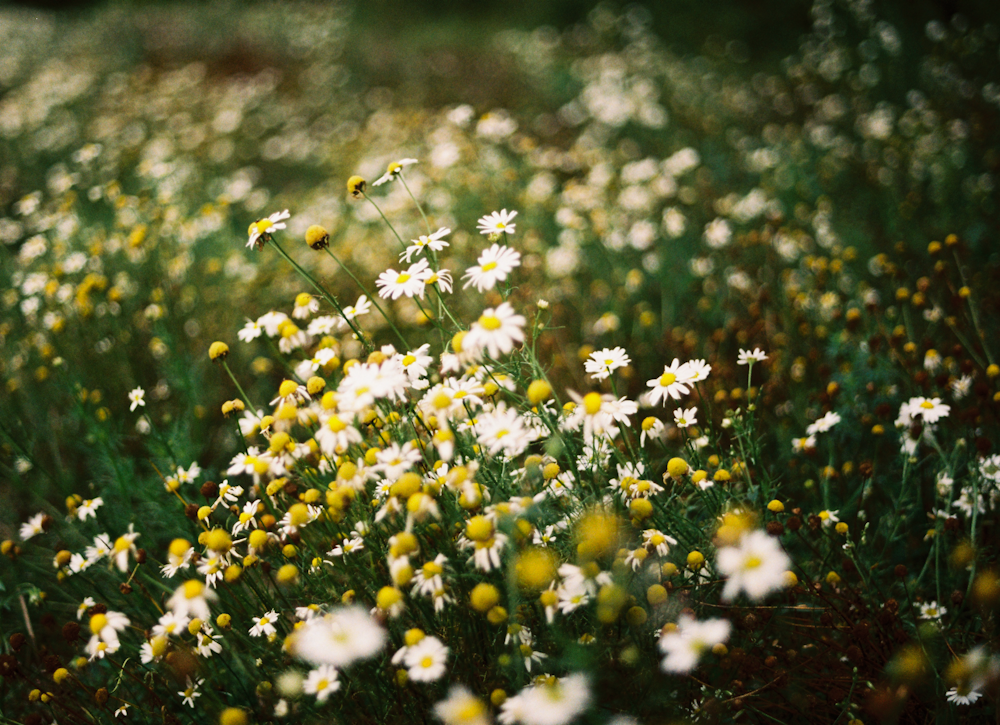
[458,701,486,720]
[89,613,108,634]
[744,555,762,570]
[423,561,443,576]
[183,579,204,599]
[920,400,934,409]
[659,372,677,387]
[328,416,346,432]
[421,656,434,669]
[482,261,498,272]
[583,392,603,415]
[479,314,501,331]
[397,273,411,284]
[402,354,416,366]
[317,678,330,691]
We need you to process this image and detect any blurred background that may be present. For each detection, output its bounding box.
[2,0,999,534]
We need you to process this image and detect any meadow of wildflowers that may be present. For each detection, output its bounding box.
[2,1,1000,723]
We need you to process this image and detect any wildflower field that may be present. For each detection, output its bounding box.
[2,0,1000,723]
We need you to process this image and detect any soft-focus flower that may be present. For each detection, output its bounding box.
[128,387,145,412]
[401,227,450,262]
[434,686,491,725]
[462,244,521,292]
[463,302,526,359]
[404,636,449,682]
[737,348,768,365]
[919,601,946,619]
[645,359,694,405]
[806,411,841,435]
[373,158,418,186]
[303,664,341,702]
[673,407,697,428]
[477,209,517,236]
[246,210,290,249]
[715,530,791,601]
[584,347,631,381]
[659,614,731,673]
[290,607,386,666]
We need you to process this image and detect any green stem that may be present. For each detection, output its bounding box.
[321,247,410,351]
[400,174,432,236]
[268,237,372,353]
[219,360,257,414]
[362,193,408,252]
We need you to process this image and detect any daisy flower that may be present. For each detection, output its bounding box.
[684,359,712,381]
[167,580,217,620]
[303,664,341,702]
[584,347,631,381]
[401,227,450,262]
[980,455,1000,484]
[946,688,982,705]
[462,244,521,292]
[645,359,693,405]
[77,597,96,620]
[806,411,841,435]
[715,530,791,601]
[77,497,103,521]
[404,636,449,682]
[290,607,387,667]
[659,614,732,673]
[250,610,279,638]
[463,302,526,359]
[791,435,816,453]
[673,407,697,428]
[258,311,289,337]
[328,536,365,557]
[128,387,145,412]
[433,686,491,725]
[376,259,431,300]
[372,158,418,186]
[477,209,517,236]
[246,210,290,249]
[238,318,263,342]
[424,266,453,294]
[19,513,46,541]
[307,315,342,336]
[817,510,839,527]
[475,403,533,458]
[315,413,362,457]
[502,673,590,725]
[919,601,947,619]
[152,611,190,639]
[906,397,951,425]
[640,416,665,447]
[951,374,973,400]
[341,295,372,321]
[737,348,768,365]
[643,529,678,556]
[110,525,140,572]
[87,610,131,660]
[292,292,320,319]
[178,678,203,708]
